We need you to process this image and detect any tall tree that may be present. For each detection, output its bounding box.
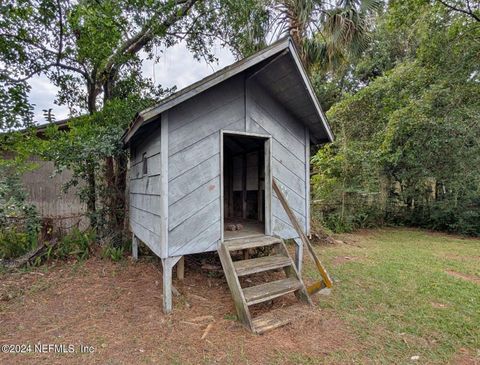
[216,0,381,69]
[269,0,382,69]
[437,0,480,22]
[0,0,240,239]
[312,0,480,235]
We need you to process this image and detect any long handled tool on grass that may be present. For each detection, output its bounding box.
[272,179,333,293]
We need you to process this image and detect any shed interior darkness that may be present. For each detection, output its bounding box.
[223,134,266,240]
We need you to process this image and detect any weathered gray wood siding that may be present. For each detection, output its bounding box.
[131,74,310,257]
[1,152,88,231]
[129,124,163,257]
[167,75,245,256]
[246,81,308,239]
[21,156,88,230]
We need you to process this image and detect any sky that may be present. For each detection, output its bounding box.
[29,41,236,124]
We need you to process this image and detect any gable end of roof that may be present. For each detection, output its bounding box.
[123,37,333,145]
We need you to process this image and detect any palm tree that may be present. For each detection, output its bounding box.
[269,0,382,70]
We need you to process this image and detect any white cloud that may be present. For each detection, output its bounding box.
[30,41,235,125]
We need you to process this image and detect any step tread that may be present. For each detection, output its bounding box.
[252,314,292,334]
[243,277,302,305]
[234,255,292,276]
[224,236,282,251]
[252,305,310,334]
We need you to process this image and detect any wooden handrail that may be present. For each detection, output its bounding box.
[272,179,333,289]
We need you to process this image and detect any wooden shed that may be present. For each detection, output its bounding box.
[122,38,333,332]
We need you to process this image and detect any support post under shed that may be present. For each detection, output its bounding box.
[161,256,181,313]
[294,238,303,273]
[176,256,184,281]
[132,234,139,260]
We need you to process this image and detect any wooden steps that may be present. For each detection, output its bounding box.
[243,277,302,305]
[225,236,281,251]
[234,255,291,276]
[251,310,293,334]
[218,235,312,334]
[251,305,309,334]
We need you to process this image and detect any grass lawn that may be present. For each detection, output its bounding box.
[0,228,478,364]
[304,228,480,364]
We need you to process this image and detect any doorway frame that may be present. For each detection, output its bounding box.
[220,130,272,242]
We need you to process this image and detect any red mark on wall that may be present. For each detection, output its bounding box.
[208,184,216,191]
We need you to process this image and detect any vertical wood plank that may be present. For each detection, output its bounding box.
[242,153,247,219]
[275,240,312,305]
[257,149,263,222]
[177,256,185,281]
[220,130,225,242]
[161,256,181,313]
[228,153,234,217]
[160,112,169,258]
[264,138,273,235]
[132,234,138,260]
[305,127,311,235]
[162,258,173,313]
[244,75,250,132]
[294,237,303,272]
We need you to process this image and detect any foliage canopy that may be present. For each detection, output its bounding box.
[312,0,480,235]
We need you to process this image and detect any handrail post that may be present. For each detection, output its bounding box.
[272,179,333,288]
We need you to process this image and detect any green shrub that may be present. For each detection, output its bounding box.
[315,202,384,233]
[322,213,354,233]
[455,209,480,236]
[0,167,40,259]
[0,229,36,260]
[351,205,383,229]
[53,228,94,260]
[101,245,125,262]
[427,202,480,237]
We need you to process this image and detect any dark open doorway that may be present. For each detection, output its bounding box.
[223,133,268,240]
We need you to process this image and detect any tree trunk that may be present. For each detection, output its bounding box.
[103,70,128,245]
[114,153,128,235]
[105,155,115,219]
[103,153,128,245]
[287,5,308,66]
[87,83,97,114]
[85,81,98,230]
[86,160,97,228]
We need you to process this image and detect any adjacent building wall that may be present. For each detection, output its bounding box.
[128,124,163,257]
[1,153,88,232]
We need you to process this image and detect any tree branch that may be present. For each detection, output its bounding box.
[56,0,64,65]
[1,61,90,83]
[1,33,58,55]
[1,32,85,73]
[103,0,198,76]
[437,0,480,22]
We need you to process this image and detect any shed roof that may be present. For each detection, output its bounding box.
[123,37,333,144]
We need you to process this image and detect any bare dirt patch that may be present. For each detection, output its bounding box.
[450,348,480,365]
[0,256,358,364]
[332,256,359,267]
[445,270,480,285]
[443,253,480,262]
[430,302,449,309]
